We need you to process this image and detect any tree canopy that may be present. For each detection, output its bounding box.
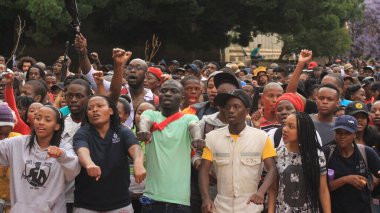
[0,0,364,58]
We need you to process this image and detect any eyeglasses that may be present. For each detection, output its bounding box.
[126,65,146,71]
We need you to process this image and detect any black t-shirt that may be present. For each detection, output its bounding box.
[73,125,139,211]
[322,144,380,213]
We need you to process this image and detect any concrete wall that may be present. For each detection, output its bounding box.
[224,34,283,64]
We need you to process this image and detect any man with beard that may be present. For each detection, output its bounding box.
[75,33,155,128]
[253,66,269,87]
[137,80,203,213]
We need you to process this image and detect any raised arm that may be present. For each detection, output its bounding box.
[109,48,132,104]
[74,33,91,75]
[286,49,312,94]
[4,73,30,135]
[90,52,102,70]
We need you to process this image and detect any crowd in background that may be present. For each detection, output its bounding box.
[0,35,380,213]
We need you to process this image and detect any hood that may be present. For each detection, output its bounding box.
[202,112,226,127]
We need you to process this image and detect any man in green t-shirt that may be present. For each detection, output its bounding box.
[137,80,204,213]
[250,44,263,60]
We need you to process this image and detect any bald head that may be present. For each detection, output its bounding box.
[263,82,283,94]
[129,58,148,71]
[162,79,184,94]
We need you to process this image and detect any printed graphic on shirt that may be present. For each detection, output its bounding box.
[21,160,51,189]
[282,164,306,207]
[275,145,326,212]
[112,133,120,143]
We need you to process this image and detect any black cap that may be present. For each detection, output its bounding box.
[214,72,241,89]
[214,89,252,108]
[51,82,64,91]
[345,101,369,116]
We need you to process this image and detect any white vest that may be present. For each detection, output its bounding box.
[205,125,268,213]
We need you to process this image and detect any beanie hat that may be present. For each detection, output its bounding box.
[147,67,163,81]
[275,93,305,112]
[0,103,15,128]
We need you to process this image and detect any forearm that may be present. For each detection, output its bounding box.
[78,50,91,75]
[95,81,107,96]
[199,160,212,200]
[189,122,202,140]
[128,144,144,166]
[109,63,123,104]
[267,176,279,213]
[320,179,331,213]
[286,61,306,93]
[139,116,154,132]
[258,158,277,194]
[76,147,95,167]
[329,176,347,191]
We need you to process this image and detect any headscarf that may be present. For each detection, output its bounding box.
[275,93,304,112]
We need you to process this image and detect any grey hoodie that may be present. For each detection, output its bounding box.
[0,135,80,213]
[198,112,226,139]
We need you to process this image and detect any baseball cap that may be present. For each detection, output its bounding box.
[147,67,163,80]
[362,76,375,87]
[308,61,318,69]
[51,82,64,91]
[184,64,199,74]
[214,89,252,108]
[332,115,358,133]
[214,71,241,89]
[345,101,369,116]
[363,66,374,71]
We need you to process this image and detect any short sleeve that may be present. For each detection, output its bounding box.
[262,137,276,160]
[120,127,139,151]
[365,146,380,177]
[141,109,155,121]
[73,127,90,151]
[318,149,327,175]
[186,114,199,127]
[202,147,213,161]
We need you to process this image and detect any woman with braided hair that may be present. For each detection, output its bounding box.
[268,112,331,213]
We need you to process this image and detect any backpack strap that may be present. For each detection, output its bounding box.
[357,144,368,170]
[327,144,336,165]
[274,127,283,148]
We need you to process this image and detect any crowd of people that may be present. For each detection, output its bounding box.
[0,33,380,213]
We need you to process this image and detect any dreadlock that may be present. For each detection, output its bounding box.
[294,112,321,211]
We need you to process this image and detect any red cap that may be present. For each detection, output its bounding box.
[308,61,318,69]
[147,67,163,81]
